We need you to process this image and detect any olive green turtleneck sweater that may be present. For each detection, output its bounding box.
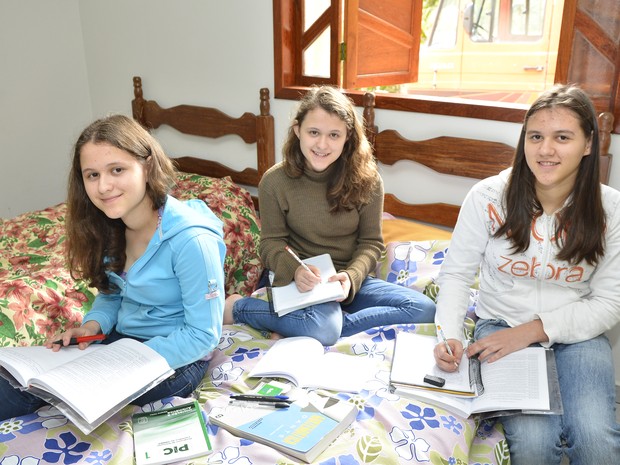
[258,162,384,304]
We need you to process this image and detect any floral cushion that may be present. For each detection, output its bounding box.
[375,240,451,295]
[171,172,263,297]
[375,240,480,331]
[0,203,95,347]
[0,172,262,347]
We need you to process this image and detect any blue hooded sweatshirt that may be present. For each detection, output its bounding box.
[82,195,226,369]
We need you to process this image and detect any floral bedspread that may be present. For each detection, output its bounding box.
[0,323,508,465]
[0,172,509,464]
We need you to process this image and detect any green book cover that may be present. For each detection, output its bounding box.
[133,400,212,465]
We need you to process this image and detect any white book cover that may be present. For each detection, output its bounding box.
[270,254,345,316]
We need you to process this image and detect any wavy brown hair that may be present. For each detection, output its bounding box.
[66,114,177,292]
[282,86,379,212]
[496,84,605,265]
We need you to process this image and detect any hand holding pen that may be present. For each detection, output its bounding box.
[285,246,320,291]
[436,325,460,371]
[48,332,106,350]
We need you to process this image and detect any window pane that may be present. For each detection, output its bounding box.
[471,0,497,42]
[303,26,331,78]
[510,0,545,37]
[426,0,459,48]
[304,0,330,31]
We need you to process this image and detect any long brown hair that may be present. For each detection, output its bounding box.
[496,84,605,265]
[66,115,176,292]
[282,86,379,212]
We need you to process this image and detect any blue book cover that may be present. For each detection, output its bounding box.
[209,392,356,463]
[238,403,338,453]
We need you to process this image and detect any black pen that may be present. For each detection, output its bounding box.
[230,394,291,403]
[229,400,290,409]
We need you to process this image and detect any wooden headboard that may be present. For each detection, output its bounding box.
[131,76,275,194]
[362,93,614,229]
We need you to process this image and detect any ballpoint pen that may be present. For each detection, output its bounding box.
[229,400,290,409]
[436,325,459,370]
[53,334,106,345]
[230,394,291,403]
[285,246,314,275]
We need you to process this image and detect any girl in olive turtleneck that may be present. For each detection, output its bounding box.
[224,86,435,345]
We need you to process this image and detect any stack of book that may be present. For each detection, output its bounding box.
[209,390,357,463]
[389,332,562,418]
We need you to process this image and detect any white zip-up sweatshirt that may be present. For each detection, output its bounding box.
[436,169,620,346]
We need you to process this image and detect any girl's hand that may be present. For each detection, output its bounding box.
[433,339,464,372]
[466,321,548,363]
[46,321,103,351]
[328,272,351,301]
[294,264,322,292]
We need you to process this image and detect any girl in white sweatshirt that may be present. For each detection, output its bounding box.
[434,85,620,465]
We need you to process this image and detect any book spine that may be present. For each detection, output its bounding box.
[469,356,484,395]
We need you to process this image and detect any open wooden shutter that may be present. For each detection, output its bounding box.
[556,0,620,133]
[343,0,423,88]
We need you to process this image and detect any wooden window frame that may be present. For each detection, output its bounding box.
[274,0,620,133]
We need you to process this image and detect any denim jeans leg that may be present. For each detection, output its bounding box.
[132,359,210,406]
[475,319,620,465]
[233,296,343,346]
[552,335,620,465]
[0,377,47,421]
[340,277,436,337]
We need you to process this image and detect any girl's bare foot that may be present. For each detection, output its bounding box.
[269,331,284,340]
[223,294,243,324]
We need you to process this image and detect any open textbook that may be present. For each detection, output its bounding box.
[270,254,346,316]
[389,332,562,418]
[0,338,174,434]
[248,336,375,393]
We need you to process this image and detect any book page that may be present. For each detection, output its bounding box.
[305,352,375,392]
[30,338,173,425]
[390,332,474,395]
[0,345,101,387]
[248,337,375,392]
[471,347,549,413]
[271,254,346,315]
[249,337,325,385]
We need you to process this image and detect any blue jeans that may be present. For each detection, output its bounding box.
[475,319,620,465]
[0,332,209,422]
[233,276,436,345]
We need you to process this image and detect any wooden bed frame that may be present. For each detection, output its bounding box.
[131,76,275,203]
[363,92,615,228]
[131,78,613,231]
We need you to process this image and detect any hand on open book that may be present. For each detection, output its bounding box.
[466,320,549,364]
[327,272,350,302]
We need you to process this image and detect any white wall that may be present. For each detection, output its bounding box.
[0,0,92,217]
[1,0,619,386]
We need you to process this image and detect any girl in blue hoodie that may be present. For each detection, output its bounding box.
[0,115,226,421]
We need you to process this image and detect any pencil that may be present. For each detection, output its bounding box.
[284,246,313,274]
[436,325,459,370]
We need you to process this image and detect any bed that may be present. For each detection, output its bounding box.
[0,78,613,465]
